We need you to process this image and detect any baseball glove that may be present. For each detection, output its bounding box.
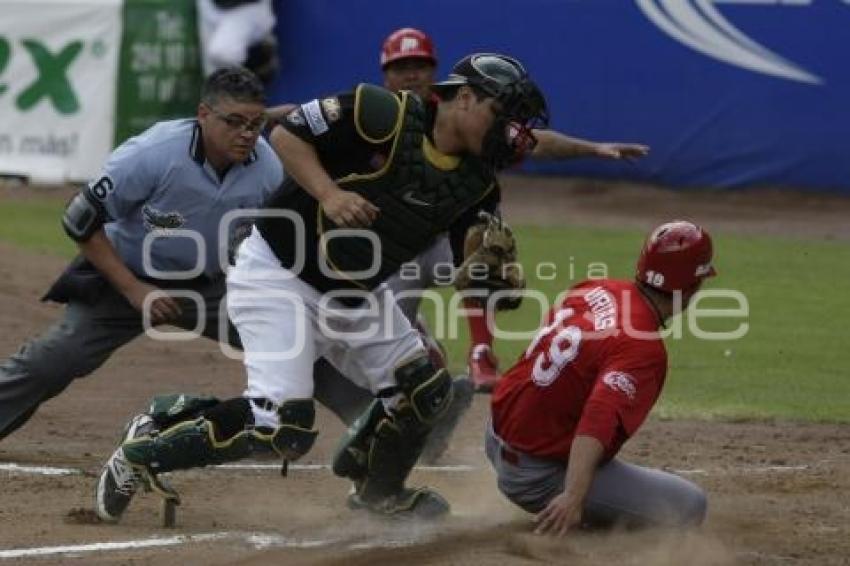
[454,211,525,311]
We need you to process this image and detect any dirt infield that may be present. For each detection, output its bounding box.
[1,180,849,564]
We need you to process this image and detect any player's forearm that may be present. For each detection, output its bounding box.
[78,229,142,295]
[530,129,600,160]
[561,435,605,506]
[269,126,342,203]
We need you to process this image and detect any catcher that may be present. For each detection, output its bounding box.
[268,27,650,393]
[260,27,651,463]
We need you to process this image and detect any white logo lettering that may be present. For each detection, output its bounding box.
[584,287,617,331]
[602,371,637,400]
[88,176,114,200]
[401,190,433,208]
[645,270,665,288]
[695,263,714,277]
[635,0,823,85]
[400,37,420,52]
[302,99,329,136]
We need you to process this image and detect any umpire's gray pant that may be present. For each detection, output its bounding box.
[0,280,371,440]
[485,422,707,528]
[382,234,453,323]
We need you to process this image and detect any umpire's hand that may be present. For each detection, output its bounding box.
[125,281,182,325]
[322,190,380,228]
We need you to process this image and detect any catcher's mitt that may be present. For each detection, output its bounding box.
[454,211,525,311]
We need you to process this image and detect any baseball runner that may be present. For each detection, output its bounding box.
[487,220,715,534]
[94,53,549,522]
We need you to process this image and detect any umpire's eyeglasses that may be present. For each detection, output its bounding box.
[206,105,268,134]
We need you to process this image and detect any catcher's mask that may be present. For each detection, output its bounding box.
[434,53,549,170]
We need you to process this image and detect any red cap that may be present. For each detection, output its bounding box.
[636,220,716,293]
[380,27,437,69]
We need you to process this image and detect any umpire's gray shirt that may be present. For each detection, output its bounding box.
[83,119,283,279]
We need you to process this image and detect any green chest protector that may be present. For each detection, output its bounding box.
[319,84,495,290]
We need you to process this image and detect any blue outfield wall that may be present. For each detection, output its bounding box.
[269,0,850,193]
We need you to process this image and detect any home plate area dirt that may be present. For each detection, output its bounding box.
[1,179,849,564]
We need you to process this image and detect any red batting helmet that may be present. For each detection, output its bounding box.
[380,27,437,69]
[636,220,716,293]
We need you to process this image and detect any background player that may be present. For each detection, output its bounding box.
[197,0,280,85]
[487,220,715,534]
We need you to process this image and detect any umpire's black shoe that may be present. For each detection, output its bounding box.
[95,414,154,523]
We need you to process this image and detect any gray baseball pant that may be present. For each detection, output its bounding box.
[485,422,707,528]
[0,278,370,440]
[1,235,454,439]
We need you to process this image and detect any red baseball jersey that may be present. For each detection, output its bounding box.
[491,279,667,462]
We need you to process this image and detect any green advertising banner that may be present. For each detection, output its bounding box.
[115,0,202,144]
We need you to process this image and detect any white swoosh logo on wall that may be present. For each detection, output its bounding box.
[636,0,823,85]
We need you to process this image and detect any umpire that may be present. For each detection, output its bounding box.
[0,67,285,440]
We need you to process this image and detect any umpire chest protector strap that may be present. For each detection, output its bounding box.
[319,84,496,289]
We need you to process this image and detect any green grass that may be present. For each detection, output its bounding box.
[1,199,848,422]
[424,225,850,423]
[0,198,76,257]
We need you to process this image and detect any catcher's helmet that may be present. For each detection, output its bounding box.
[380,28,437,69]
[636,220,716,294]
[434,53,549,169]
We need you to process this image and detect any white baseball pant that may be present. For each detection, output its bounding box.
[227,228,425,428]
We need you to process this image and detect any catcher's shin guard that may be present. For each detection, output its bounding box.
[332,356,452,516]
[332,398,386,481]
[122,398,318,500]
